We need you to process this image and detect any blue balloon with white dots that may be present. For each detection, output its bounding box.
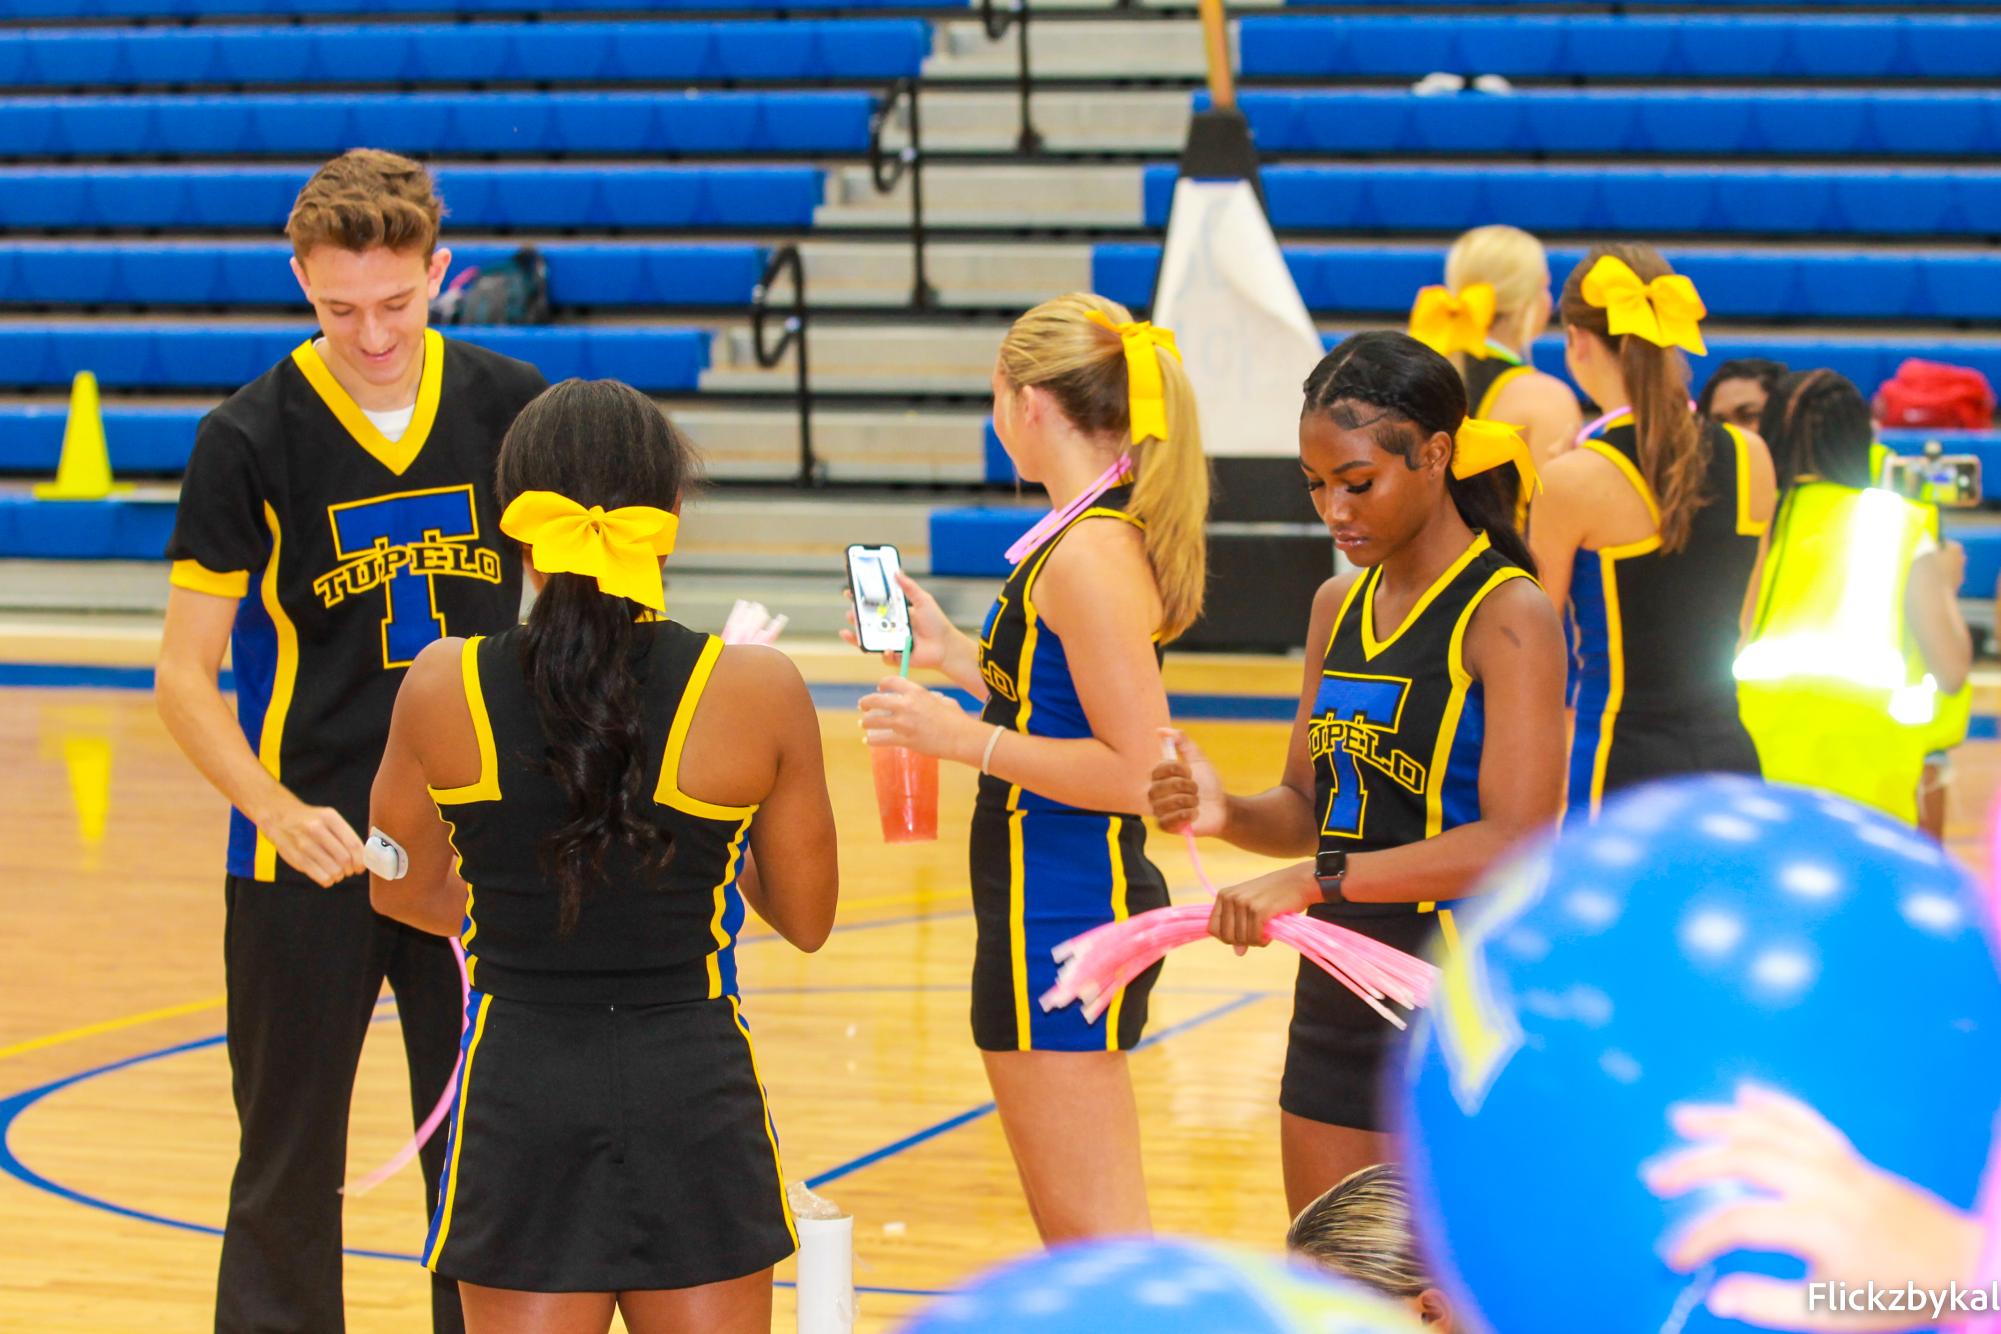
[1399,775,2001,1333]
[895,1237,1425,1333]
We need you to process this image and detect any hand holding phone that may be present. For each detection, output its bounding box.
[846,544,911,654]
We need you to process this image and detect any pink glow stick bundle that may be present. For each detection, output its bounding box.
[1039,835,1437,1029]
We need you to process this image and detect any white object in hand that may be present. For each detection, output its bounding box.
[722,599,789,647]
[363,828,408,881]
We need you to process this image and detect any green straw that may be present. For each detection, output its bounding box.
[898,626,915,679]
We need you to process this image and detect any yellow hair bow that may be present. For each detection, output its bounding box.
[1452,416,1541,499]
[1085,309,1181,445]
[1580,255,1707,356]
[499,490,679,612]
[1408,283,1497,359]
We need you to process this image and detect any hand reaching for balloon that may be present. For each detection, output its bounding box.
[1644,1082,1985,1331]
[1150,728,1228,837]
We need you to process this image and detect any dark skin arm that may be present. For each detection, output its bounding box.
[1149,573,1359,858]
[369,638,473,936]
[1204,576,1569,949]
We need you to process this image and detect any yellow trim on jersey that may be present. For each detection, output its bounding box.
[728,995,801,1249]
[423,990,493,1272]
[429,637,501,805]
[251,501,299,882]
[1584,534,1662,815]
[1360,531,1492,661]
[1425,567,1535,838]
[169,559,249,599]
[1725,423,1767,537]
[291,327,445,477]
[705,816,753,1000]
[1474,364,1533,421]
[655,635,760,820]
[434,814,479,955]
[1007,810,1030,1048]
[1436,906,1463,958]
[1102,817,1131,1049]
[1579,438,1661,528]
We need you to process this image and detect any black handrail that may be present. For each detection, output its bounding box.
[867,77,935,309]
[978,0,1043,154]
[749,244,816,486]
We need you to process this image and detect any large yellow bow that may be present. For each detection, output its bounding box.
[1407,283,1497,359]
[1580,255,1707,356]
[1085,309,1181,445]
[1452,417,1541,500]
[499,490,679,612]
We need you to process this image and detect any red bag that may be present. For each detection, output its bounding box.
[1872,359,1996,431]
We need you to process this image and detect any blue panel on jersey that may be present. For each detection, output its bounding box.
[327,488,482,666]
[227,563,279,879]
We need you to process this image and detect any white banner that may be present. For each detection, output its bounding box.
[1151,177,1326,459]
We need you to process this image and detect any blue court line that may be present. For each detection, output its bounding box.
[0,986,1274,1285]
[803,989,1273,1192]
[0,661,1301,721]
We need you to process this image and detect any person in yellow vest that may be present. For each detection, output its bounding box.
[1407,225,1583,473]
[1735,370,1971,825]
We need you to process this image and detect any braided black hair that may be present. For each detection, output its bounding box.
[1758,369,1874,497]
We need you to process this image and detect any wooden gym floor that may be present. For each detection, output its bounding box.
[0,626,1994,1332]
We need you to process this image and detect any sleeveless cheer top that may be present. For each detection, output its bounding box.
[430,620,759,1004]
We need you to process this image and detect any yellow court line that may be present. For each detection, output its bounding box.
[0,993,226,1064]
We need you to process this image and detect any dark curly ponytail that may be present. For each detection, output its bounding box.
[495,378,699,936]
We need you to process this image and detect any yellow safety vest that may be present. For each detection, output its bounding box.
[1870,443,1972,755]
[1734,482,1941,823]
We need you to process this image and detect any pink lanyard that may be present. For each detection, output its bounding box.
[1574,405,1632,449]
[1003,455,1133,565]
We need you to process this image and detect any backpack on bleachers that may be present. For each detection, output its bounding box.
[1873,359,1996,432]
[431,247,551,327]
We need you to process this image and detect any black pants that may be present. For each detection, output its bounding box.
[216,876,466,1334]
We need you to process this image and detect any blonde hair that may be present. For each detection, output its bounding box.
[998,293,1209,641]
[286,148,443,260]
[1286,1164,1433,1300]
[1442,225,1550,368]
[1559,241,1708,553]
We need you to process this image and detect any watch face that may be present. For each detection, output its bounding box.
[1316,850,1347,879]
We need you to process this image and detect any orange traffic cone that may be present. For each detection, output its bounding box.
[35,371,126,500]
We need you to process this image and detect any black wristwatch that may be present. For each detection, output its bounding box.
[1314,849,1349,903]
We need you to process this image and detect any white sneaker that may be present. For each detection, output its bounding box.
[1411,72,1468,97]
[1472,73,1516,95]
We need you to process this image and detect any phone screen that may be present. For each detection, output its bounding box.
[847,545,910,653]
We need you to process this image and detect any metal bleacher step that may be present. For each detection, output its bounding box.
[796,239,1095,309]
[817,162,1148,230]
[675,403,991,484]
[925,18,1219,81]
[908,89,1192,153]
[703,321,1009,396]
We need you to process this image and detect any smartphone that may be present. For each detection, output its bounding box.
[846,543,911,653]
[1883,448,1983,509]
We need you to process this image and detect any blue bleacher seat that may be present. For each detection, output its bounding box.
[0,405,205,475]
[0,0,920,16]
[0,92,877,159]
[0,242,770,308]
[1146,165,2001,238]
[1237,16,2001,81]
[929,507,1042,579]
[0,325,712,391]
[0,166,825,230]
[1223,91,2001,158]
[0,495,177,561]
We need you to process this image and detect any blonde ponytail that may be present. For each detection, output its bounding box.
[997,293,1210,641]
